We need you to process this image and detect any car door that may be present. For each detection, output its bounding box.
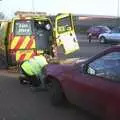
[55,13,79,55]
[94,27,100,37]
[63,51,120,116]
[85,51,120,116]
[114,31,120,42]
[109,29,120,41]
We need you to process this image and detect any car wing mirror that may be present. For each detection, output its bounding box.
[80,64,88,73]
[80,63,96,75]
[87,66,96,75]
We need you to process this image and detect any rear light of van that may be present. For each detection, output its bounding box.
[8,33,14,41]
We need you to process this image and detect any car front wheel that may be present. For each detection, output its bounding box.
[48,79,65,106]
[100,36,106,44]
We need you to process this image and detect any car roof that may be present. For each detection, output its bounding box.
[96,25,107,27]
[88,26,109,29]
[91,25,108,28]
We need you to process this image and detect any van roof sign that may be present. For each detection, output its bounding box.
[15,11,47,17]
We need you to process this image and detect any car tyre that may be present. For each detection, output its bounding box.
[49,79,65,106]
[100,36,106,44]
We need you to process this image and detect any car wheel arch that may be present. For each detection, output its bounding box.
[45,75,63,89]
[100,36,106,39]
[99,36,106,43]
[45,75,67,105]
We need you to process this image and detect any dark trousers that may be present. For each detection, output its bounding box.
[88,36,92,43]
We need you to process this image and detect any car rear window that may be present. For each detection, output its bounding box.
[14,20,33,36]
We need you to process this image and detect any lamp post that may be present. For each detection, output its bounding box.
[0,0,3,19]
[117,0,120,26]
[32,0,35,12]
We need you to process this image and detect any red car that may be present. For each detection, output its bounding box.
[87,26,111,39]
[45,46,120,120]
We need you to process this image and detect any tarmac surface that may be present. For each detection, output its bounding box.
[0,74,101,120]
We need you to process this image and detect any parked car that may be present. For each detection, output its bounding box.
[45,46,120,120]
[87,26,111,39]
[99,27,120,43]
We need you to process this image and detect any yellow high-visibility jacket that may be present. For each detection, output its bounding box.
[21,55,48,76]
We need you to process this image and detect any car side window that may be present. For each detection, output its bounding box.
[87,52,120,81]
[88,27,93,32]
[94,27,100,32]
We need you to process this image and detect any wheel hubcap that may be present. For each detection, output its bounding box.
[101,38,104,43]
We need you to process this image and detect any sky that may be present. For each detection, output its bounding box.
[0,0,119,18]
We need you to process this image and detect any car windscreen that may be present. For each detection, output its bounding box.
[101,27,111,32]
[14,20,33,36]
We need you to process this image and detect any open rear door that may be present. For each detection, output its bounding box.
[55,13,79,54]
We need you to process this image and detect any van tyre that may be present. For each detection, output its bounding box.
[49,79,65,106]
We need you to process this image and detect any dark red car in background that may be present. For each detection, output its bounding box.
[87,26,111,39]
[45,45,120,120]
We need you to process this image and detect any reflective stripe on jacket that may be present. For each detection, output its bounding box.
[21,61,35,76]
[21,55,48,76]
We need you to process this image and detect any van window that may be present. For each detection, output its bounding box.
[57,16,72,33]
[34,20,52,50]
[14,20,33,36]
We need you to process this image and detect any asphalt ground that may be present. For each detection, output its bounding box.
[0,34,113,120]
[0,74,100,120]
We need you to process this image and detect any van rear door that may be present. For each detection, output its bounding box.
[10,19,36,64]
[55,13,79,54]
